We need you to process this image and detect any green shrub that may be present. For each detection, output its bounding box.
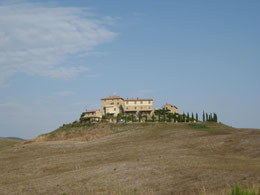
[227,184,260,195]
[188,124,208,129]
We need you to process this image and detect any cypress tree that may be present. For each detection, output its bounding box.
[206,113,208,121]
[214,113,218,122]
[152,114,155,122]
[168,113,172,122]
[177,114,180,122]
[196,113,198,122]
[138,112,142,122]
[183,112,186,122]
[191,113,194,122]
[203,111,205,122]
[173,113,177,123]
[186,113,190,122]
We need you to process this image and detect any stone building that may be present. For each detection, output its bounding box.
[82,109,101,121]
[123,98,153,116]
[162,104,178,114]
[101,96,154,117]
[101,96,124,117]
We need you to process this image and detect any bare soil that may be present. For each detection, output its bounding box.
[0,123,260,195]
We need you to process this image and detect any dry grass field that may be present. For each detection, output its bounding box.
[0,122,260,195]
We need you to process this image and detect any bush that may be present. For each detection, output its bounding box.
[188,124,208,129]
[227,184,260,195]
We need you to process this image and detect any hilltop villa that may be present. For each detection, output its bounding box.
[82,95,178,121]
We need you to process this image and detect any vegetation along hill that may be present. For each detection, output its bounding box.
[0,122,260,194]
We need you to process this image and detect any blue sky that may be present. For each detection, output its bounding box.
[0,0,259,139]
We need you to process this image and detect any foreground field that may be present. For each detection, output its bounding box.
[0,123,260,194]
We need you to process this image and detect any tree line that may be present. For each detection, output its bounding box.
[80,109,218,123]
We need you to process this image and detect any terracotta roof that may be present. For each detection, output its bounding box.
[163,104,178,109]
[85,109,100,113]
[125,98,153,101]
[101,95,123,100]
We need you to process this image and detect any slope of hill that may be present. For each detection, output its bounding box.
[0,122,259,194]
[0,138,23,151]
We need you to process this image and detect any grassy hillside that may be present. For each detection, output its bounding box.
[1,122,260,194]
[0,138,23,151]
[31,121,232,142]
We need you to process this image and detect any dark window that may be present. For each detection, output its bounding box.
[134,101,136,104]
[148,101,151,104]
[141,101,143,104]
[135,107,137,109]
[114,108,116,111]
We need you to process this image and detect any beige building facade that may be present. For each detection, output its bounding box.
[101,96,124,117]
[101,96,154,117]
[162,104,178,114]
[123,98,153,116]
[82,109,101,121]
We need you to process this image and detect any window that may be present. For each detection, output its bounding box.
[134,101,136,104]
[117,102,119,105]
[126,107,128,110]
[141,101,143,104]
[148,101,151,104]
[126,101,128,104]
[114,108,116,111]
[135,107,137,109]
[141,106,143,109]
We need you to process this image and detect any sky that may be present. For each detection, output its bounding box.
[0,0,259,139]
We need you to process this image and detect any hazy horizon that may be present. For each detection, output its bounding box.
[0,0,259,139]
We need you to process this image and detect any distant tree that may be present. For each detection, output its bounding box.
[206,113,209,121]
[154,109,160,121]
[144,114,148,122]
[80,112,85,120]
[186,113,190,122]
[152,114,155,122]
[131,114,134,122]
[183,112,186,122]
[173,113,177,122]
[203,111,205,122]
[196,113,198,122]
[117,113,122,122]
[191,113,194,122]
[209,113,213,122]
[168,113,173,122]
[138,112,142,122]
[178,114,182,122]
[155,109,169,122]
[215,113,218,122]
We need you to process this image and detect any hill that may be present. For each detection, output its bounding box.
[0,138,23,151]
[0,122,260,194]
[0,137,24,140]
